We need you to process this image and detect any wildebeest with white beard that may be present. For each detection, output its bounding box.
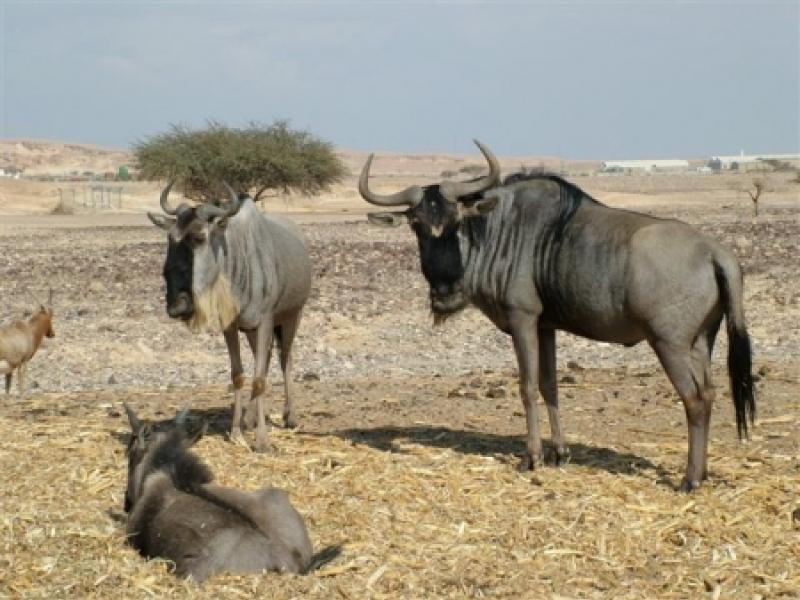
[148,183,311,453]
[359,141,755,492]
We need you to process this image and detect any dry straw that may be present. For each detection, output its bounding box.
[1,385,797,599]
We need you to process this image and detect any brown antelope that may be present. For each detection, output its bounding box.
[123,403,339,581]
[0,293,55,395]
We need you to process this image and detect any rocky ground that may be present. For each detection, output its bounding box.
[0,190,798,598]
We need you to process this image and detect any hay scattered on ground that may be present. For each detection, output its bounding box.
[1,383,798,599]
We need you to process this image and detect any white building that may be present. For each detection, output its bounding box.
[600,159,689,174]
[0,166,23,179]
[710,152,800,170]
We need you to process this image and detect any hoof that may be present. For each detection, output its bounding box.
[551,446,571,466]
[283,415,297,429]
[516,452,543,472]
[253,441,273,455]
[229,429,248,448]
[678,477,701,493]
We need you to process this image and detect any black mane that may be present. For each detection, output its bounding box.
[502,171,600,203]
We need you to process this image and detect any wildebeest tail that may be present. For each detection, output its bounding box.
[303,544,343,574]
[714,257,756,439]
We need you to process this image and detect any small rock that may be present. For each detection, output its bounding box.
[566,360,584,371]
[560,374,577,384]
[485,385,507,399]
[108,374,117,384]
[302,371,320,381]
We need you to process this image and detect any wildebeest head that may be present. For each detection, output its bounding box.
[147,183,242,330]
[359,140,501,319]
[122,402,207,513]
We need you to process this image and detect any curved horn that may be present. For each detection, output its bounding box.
[196,182,243,221]
[440,140,502,202]
[359,154,423,208]
[160,180,177,215]
[220,181,243,217]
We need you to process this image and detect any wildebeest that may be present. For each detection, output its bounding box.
[122,402,336,581]
[148,183,312,453]
[359,140,755,492]
[0,292,54,395]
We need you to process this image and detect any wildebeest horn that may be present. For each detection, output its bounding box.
[440,140,502,202]
[160,180,178,215]
[359,154,424,208]
[196,181,243,221]
[221,181,243,217]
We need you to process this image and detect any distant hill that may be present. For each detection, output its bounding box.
[1,138,596,179]
[0,139,133,177]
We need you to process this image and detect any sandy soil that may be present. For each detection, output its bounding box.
[0,141,798,598]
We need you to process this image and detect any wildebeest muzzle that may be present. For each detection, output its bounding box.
[430,282,468,316]
[167,292,194,320]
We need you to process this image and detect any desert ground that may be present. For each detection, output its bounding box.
[0,141,798,599]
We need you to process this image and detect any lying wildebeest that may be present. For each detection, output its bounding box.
[122,403,337,581]
[359,140,755,491]
[0,291,55,395]
[148,183,312,452]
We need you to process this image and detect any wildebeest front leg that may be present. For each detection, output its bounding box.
[252,319,274,454]
[223,326,246,444]
[539,328,568,464]
[509,311,543,471]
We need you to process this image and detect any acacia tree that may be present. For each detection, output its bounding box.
[133,120,346,203]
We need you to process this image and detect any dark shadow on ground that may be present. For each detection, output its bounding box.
[335,425,676,485]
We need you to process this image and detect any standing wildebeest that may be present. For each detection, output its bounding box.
[148,183,312,452]
[359,140,755,491]
[0,292,55,395]
[122,402,336,581]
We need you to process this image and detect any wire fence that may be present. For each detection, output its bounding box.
[55,186,125,210]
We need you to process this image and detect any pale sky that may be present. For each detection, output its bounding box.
[1,1,798,159]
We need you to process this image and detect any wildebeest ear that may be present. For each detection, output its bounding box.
[184,420,208,447]
[367,212,408,227]
[123,401,144,434]
[147,212,176,231]
[459,196,499,218]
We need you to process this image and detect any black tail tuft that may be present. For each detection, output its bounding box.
[728,325,756,439]
[715,262,756,439]
[304,545,343,574]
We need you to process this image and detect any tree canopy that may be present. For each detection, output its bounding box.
[133,121,347,203]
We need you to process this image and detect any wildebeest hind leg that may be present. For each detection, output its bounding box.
[538,328,568,464]
[651,339,711,492]
[509,311,543,471]
[278,311,302,429]
[4,371,11,394]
